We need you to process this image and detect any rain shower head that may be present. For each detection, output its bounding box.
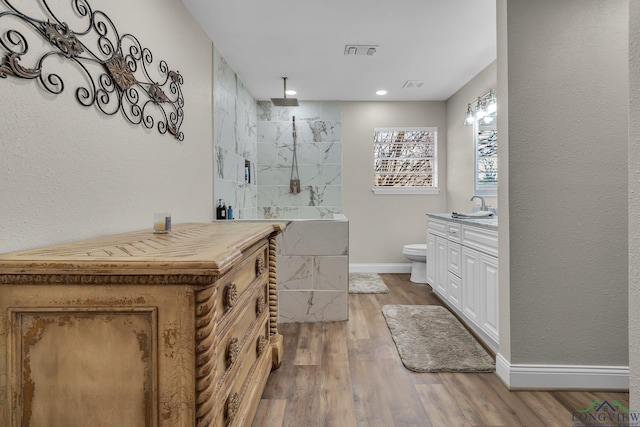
[271,77,299,107]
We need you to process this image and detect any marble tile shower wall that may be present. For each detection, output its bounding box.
[213,48,258,219]
[257,101,342,219]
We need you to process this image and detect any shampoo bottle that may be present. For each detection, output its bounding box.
[216,199,227,220]
[227,205,233,220]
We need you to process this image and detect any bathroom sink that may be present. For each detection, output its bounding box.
[451,211,495,218]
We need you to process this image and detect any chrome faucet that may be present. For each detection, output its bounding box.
[470,195,487,211]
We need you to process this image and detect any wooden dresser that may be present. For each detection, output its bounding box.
[0,222,284,427]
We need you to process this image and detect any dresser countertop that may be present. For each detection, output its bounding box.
[0,222,284,277]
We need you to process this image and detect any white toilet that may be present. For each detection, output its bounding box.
[402,244,428,283]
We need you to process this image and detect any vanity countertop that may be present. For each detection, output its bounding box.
[427,213,498,231]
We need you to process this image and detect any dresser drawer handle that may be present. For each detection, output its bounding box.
[256,253,266,275]
[224,283,238,309]
[226,337,239,367]
[256,293,266,315]
[257,335,268,357]
[225,392,240,424]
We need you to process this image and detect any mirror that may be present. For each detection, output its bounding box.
[474,111,497,196]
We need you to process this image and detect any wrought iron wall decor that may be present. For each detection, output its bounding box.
[0,0,185,141]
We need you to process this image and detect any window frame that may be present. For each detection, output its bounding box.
[371,126,439,195]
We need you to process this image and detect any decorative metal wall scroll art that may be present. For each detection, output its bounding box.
[0,0,185,141]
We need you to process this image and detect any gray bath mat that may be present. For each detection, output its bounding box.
[348,273,389,294]
[382,305,495,372]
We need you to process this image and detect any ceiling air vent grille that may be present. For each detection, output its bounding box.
[344,45,379,56]
[402,80,425,89]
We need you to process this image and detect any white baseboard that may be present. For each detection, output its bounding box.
[496,353,629,390]
[349,263,412,274]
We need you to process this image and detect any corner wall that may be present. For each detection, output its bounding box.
[629,0,640,409]
[0,0,214,254]
[504,0,628,371]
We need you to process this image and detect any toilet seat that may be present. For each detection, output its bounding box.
[403,244,427,257]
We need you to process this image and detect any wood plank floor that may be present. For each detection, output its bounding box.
[252,273,629,427]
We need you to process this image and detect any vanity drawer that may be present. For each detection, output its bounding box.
[214,241,269,328]
[447,241,462,277]
[214,316,272,427]
[427,218,447,237]
[461,225,498,257]
[446,223,462,243]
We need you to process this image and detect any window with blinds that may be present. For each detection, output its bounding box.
[373,127,438,194]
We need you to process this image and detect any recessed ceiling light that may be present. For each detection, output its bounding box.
[376,90,387,96]
[285,90,296,96]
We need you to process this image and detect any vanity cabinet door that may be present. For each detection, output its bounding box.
[479,253,499,342]
[461,247,481,327]
[435,236,448,297]
[426,233,447,298]
[426,233,437,287]
[462,246,499,342]
[447,272,462,310]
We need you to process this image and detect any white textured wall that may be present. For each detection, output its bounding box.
[629,0,640,409]
[342,102,447,264]
[0,0,214,253]
[446,61,497,213]
[496,0,511,362]
[506,0,628,365]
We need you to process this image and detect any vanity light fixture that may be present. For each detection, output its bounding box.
[464,89,497,126]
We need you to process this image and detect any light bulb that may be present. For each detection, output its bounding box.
[486,100,497,114]
[486,90,497,113]
[464,103,475,126]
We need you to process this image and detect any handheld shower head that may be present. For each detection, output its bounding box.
[271,77,299,107]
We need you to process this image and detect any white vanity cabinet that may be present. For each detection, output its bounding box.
[427,215,499,352]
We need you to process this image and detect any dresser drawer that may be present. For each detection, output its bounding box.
[214,316,272,427]
[214,241,269,328]
[213,282,269,390]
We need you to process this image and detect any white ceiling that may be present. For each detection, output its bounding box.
[180,0,496,102]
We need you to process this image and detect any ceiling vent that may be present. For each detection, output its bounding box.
[402,80,425,89]
[344,44,378,56]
